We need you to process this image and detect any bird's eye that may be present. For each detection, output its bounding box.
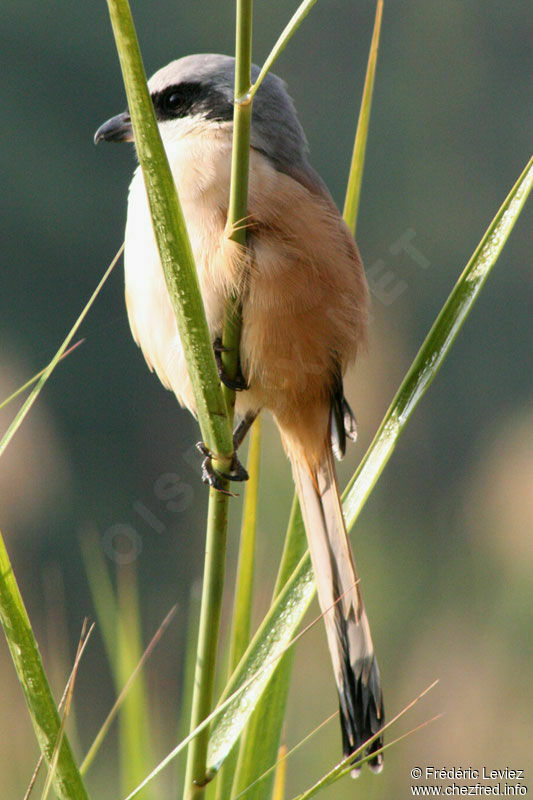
[164,91,182,112]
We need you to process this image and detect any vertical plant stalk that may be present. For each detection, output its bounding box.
[215,419,261,800]
[0,533,90,800]
[228,7,384,794]
[343,0,383,236]
[184,0,254,797]
[220,0,254,404]
[228,418,261,669]
[184,489,231,798]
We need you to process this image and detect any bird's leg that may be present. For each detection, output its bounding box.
[232,411,258,450]
[213,337,248,391]
[196,412,258,495]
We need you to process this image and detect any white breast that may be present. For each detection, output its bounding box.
[124,124,238,412]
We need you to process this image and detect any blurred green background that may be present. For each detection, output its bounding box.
[1,0,531,797]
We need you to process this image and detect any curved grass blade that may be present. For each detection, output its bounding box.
[0,532,90,800]
[205,156,533,773]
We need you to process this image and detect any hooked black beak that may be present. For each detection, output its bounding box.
[94,112,133,144]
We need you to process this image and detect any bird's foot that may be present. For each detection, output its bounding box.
[213,338,248,391]
[196,442,249,496]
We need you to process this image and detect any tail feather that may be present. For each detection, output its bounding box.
[291,445,384,772]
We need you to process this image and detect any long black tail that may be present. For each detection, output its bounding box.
[291,445,384,772]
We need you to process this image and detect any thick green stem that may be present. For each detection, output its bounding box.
[221,0,253,402]
[215,419,261,800]
[0,533,89,800]
[105,0,233,467]
[184,486,230,799]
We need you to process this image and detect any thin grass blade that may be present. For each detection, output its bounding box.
[0,340,85,412]
[228,418,261,671]
[80,530,119,665]
[176,581,202,785]
[343,0,383,235]
[25,621,94,800]
[0,248,121,459]
[81,604,177,775]
[205,157,533,773]
[265,680,440,800]
[291,714,442,800]
[249,0,318,100]
[233,713,337,799]
[237,680,438,800]
[40,622,94,800]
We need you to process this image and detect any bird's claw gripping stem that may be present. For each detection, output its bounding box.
[213,337,248,391]
[196,442,249,496]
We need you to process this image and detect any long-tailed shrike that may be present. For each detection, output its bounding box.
[95,53,384,771]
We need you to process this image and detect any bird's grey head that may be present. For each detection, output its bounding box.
[95,53,309,175]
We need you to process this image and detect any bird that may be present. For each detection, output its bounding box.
[95,52,384,771]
